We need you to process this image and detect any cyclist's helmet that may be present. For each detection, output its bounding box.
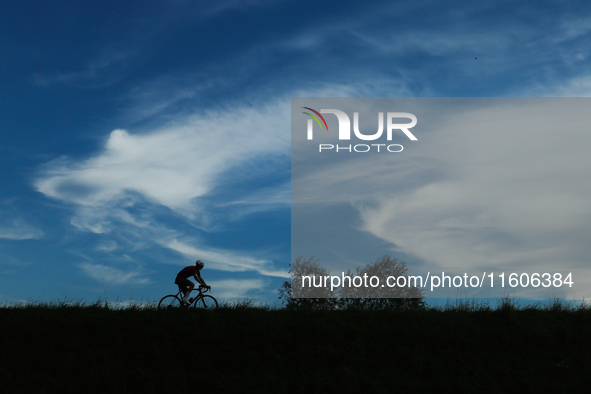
[196,260,205,269]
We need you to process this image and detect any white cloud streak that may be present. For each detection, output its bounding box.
[35,101,290,212]
[362,100,591,272]
[166,239,288,278]
[0,219,44,240]
[208,278,268,299]
[78,262,151,285]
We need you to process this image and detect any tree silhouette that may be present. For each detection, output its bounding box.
[279,255,424,310]
[337,255,425,310]
[278,256,338,309]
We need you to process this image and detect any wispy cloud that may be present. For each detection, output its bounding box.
[524,74,591,97]
[356,100,591,274]
[35,100,290,212]
[95,240,119,252]
[208,278,268,299]
[78,262,151,285]
[166,239,288,278]
[0,218,44,240]
[31,49,136,89]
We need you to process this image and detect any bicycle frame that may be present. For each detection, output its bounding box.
[158,285,217,310]
[176,285,210,306]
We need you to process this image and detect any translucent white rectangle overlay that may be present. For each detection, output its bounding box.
[292,98,591,299]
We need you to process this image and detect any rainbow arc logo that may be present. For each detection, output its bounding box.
[302,107,328,131]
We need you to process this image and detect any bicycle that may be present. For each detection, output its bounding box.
[158,285,218,310]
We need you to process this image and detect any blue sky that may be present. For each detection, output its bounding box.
[2,1,591,304]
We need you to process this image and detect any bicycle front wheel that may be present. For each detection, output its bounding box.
[193,295,218,309]
[158,295,182,310]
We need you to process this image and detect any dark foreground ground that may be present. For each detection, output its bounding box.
[1,300,590,393]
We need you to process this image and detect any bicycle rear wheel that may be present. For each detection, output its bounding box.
[193,295,218,309]
[158,295,182,310]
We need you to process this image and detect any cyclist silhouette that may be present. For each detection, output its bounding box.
[175,260,211,305]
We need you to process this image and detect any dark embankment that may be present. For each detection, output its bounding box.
[1,301,590,392]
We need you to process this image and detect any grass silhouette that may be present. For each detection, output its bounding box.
[1,298,590,392]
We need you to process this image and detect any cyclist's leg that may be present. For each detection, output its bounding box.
[175,278,187,297]
[175,277,190,304]
[181,279,194,303]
